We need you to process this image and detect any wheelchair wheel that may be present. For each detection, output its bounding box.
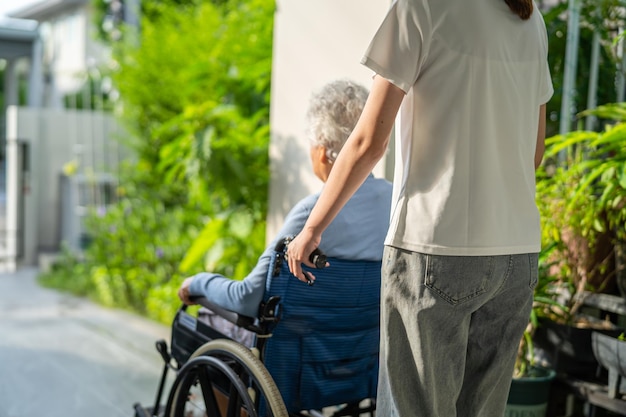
[166,339,288,417]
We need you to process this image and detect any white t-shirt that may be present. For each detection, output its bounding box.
[362,0,554,256]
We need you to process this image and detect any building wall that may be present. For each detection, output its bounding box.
[4,106,124,267]
[13,0,111,108]
[268,0,393,242]
[42,10,87,100]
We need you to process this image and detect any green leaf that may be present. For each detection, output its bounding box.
[593,217,606,233]
[228,210,254,240]
[580,103,626,122]
[620,165,626,189]
[179,216,226,273]
[544,132,597,158]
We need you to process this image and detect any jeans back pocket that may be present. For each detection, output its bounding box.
[424,255,494,305]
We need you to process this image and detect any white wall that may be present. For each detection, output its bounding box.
[268,0,393,241]
[36,3,110,108]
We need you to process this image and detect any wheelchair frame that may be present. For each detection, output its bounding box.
[133,239,378,417]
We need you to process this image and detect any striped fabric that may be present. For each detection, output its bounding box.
[262,254,382,413]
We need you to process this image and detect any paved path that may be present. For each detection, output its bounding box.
[0,267,172,417]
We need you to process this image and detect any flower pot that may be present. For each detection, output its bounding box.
[533,318,622,379]
[592,331,626,398]
[505,367,556,417]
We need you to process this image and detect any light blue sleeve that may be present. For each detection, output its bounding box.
[188,195,317,317]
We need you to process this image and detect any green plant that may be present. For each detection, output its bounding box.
[112,0,273,172]
[110,0,274,289]
[40,162,202,316]
[512,113,626,378]
[39,0,275,324]
[535,103,626,325]
[514,97,626,369]
[93,0,201,43]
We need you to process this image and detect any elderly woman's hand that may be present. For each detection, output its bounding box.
[286,229,322,284]
[177,277,197,305]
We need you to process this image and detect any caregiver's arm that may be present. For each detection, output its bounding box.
[286,76,405,283]
[534,104,547,170]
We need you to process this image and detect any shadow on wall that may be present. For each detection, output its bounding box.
[268,133,315,237]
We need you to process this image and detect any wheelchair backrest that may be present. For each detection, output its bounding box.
[262,252,382,413]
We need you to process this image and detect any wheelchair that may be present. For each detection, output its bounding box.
[133,238,382,417]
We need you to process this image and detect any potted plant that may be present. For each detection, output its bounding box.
[507,108,626,415]
[506,363,556,417]
[592,331,626,399]
[531,105,626,378]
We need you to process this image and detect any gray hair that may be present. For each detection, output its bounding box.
[306,79,369,162]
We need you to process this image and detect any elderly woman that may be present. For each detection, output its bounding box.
[177,79,392,341]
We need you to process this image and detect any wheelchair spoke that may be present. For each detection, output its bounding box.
[170,371,202,417]
[167,355,259,417]
[196,367,222,417]
[226,385,245,417]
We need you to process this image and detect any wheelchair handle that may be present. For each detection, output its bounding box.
[309,248,327,269]
[276,236,327,269]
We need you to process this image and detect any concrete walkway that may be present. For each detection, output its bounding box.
[0,267,172,417]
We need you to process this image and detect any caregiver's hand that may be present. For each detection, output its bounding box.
[286,229,324,284]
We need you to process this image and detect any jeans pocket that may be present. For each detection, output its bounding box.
[424,255,493,305]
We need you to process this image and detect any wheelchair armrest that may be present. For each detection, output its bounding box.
[188,296,281,336]
[192,297,257,330]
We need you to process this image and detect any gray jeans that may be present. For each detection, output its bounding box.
[377,247,537,417]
